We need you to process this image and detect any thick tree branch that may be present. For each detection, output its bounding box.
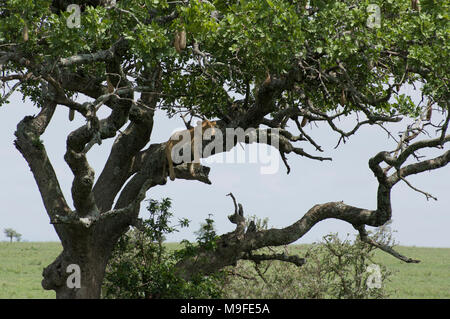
[242,252,306,267]
[93,67,160,212]
[14,95,71,220]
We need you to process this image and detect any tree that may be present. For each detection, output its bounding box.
[3,228,21,242]
[0,0,448,298]
[14,232,22,242]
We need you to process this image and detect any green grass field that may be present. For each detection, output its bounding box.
[0,242,449,299]
[0,242,61,299]
[372,246,450,298]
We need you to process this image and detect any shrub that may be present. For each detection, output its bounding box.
[223,227,393,299]
[102,198,224,299]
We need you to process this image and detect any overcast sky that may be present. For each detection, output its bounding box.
[0,86,449,247]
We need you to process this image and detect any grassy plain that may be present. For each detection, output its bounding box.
[0,242,448,299]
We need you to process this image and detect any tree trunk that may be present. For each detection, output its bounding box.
[42,224,121,299]
[13,94,151,299]
[43,251,108,299]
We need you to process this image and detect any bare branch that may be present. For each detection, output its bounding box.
[354,225,420,263]
[398,175,438,201]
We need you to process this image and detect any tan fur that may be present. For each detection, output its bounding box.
[166,120,217,181]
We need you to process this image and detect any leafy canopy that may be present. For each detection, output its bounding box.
[0,0,448,118]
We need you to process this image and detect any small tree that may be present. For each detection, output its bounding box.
[103,198,224,299]
[223,229,393,299]
[3,228,21,242]
[14,232,22,242]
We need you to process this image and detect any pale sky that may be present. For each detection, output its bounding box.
[0,86,449,247]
